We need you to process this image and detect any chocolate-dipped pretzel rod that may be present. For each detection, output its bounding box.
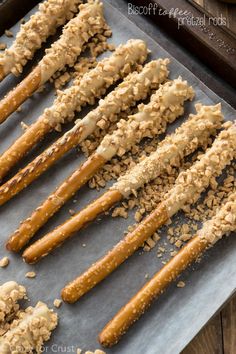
[0,0,106,123]
[0,0,82,82]
[8,77,194,252]
[1,59,169,210]
[0,281,26,325]
[61,120,236,304]
[21,103,222,265]
[0,301,58,353]
[99,189,236,347]
[0,39,147,181]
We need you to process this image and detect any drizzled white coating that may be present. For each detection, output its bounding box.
[0,302,58,354]
[39,0,106,84]
[165,122,236,217]
[42,39,148,130]
[111,104,222,197]
[73,59,169,142]
[0,282,26,324]
[0,0,81,76]
[96,77,194,160]
[198,190,236,245]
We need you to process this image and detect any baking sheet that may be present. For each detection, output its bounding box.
[0,2,235,353]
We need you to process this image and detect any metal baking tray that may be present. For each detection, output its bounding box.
[0,2,235,353]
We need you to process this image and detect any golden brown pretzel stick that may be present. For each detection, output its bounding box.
[61,120,236,304]
[21,104,222,264]
[0,0,106,123]
[99,236,208,347]
[1,59,168,208]
[7,155,121,252]
[8,77,193,252]
[0,0,82,81]
[0,66,5,82]
[99,190,236,347]
[0,39,147,180]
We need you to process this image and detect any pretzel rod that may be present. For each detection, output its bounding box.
[99,190,236,347]
[62,116,236,304]
[0,301,58,353]
[96,77,194,161]
[0,0,82,81]
[8,77,193,252]
[0,0,106,123]
[22,104,222,264]
[22,189,122,263]
[1,59,169,209]
[0,281,26,325]
[0,65,5,82]
[0,39,147,180]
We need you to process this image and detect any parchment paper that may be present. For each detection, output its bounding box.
[0,2,235,353]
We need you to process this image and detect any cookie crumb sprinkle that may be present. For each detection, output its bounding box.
[53,299,62,308]
[25,271,36,278]
[177,281,185,288]
[0,256,9,268]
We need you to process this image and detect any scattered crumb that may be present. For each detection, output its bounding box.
[0,42,6,50]
[5,29,13,37]
[69,209,76,216]
[177,281,186,288]
[20,18,26,24]
[21,122,29,131]
[16,106,22,113]
[53,299,62,308]
[25,271,36,279]
[82,244,86,248]
[77,349,106,354]
[145,273,149,279]
[0,256,9,268]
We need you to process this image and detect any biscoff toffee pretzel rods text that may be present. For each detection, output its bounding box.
[1,59,169,211]
[8,77,193,253]
[0,0,106,123]
[0,0,82,82]
[60,120,236,304]
[22,104,223,266]
[99,189,236,347]
[0,39,147,181]
[0,281,26,325]
[0,302,58,353]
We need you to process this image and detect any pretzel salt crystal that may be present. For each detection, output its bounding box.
[0,0,106,123]
[0,301,58,353]
[0,281,26,324]
[99,189,236,347]
[9,77,193,253]
[2,59,169,213]
[0,0,82,80]
[66,120,235,305]
[0,39,147,181]
[22,104,222,266]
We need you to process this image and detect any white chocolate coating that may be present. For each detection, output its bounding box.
[165,122,236,217]
[39,0,106,84]
[0,282,26,324]
[73,59,169,143]
[0,0,81,76]
[111,103,222,198]
[198,190,236,245]
[42,39,148,130]
[0,302,58,354]
[96,77,194,160]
